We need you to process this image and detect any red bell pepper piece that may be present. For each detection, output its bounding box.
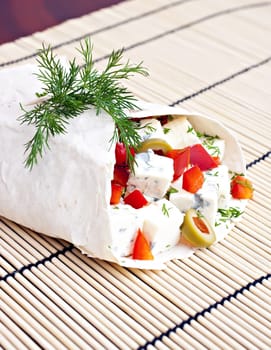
[115,142,127,165]
[158,115,170,125]
[231,175,253,199]
[166,147,190,181]
[132,228,154,260]
[183,165,204,193]
[212,156,221,166]
[190,144,218,171]
[110,182,124,205]
[115,142,135,166]
[113,165,130,186]
[124,189,148,209]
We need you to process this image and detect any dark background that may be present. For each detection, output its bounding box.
[0,0,125,44]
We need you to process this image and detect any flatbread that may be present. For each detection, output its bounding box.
[0,65,247,269]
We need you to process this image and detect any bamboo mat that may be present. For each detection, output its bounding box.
[1,0,271,349]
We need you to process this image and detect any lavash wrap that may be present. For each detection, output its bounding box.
[0,64,247,269]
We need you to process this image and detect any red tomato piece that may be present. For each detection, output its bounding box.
[110,182,124,205]
[182,165,204,193]
[115,142,135,166]
[124,189,148,209]
[132,229,154,260]
[190,144,218,171]
[113,165,130,186]
[231,175,253,199]
[166,147,190,181]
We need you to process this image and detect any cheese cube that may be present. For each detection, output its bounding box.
[169,188,197,213]
[138,118,164,141]
[109,205,143,257]
[170,176,183,191]
[197,184,218,227]
[141,199,184,255]
[127,151,174,199]
[197,165,231,226]
[204,165,231,208]
[163,116,200,149]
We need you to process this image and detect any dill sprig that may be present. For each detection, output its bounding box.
[19,39,148,169]
[187,127,220,156]
[162,203,171,217]
[218,207,243,221]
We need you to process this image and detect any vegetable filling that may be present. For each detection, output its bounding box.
[109,114,253,260]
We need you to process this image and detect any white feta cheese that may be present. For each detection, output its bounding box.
[127,151,174,199]
[169,188,197,213]
[163,116,200,149]
[170,176,183,191]
[197,183,218,227]
[109,205,143,257]
[137,118,165,141]
[197,165,231,226]
[204,165,231,208]
[140,199,184,255]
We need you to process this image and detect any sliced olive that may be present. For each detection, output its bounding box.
[181,208,216,248]
[137,138,172,154]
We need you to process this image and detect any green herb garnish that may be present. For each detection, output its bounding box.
[218,207,243,221]
[229,170,245,180]
[19,39,148,169]
[196,210,204,218]
[187,126,194,134]
[187,126,204,138]
[163,127,171,134]
[167,187,179,195]
[206,170,219,177]
[187,127,221,156]
[144,124,157,135]
[165,186,178,199]
[162,203,171,217]
[202,135,220,157]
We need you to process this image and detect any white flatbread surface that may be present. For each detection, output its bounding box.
[0,64,247,269]
[0,64,117,263]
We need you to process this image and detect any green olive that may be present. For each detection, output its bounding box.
[137,138,172,154]
[181,209,216,248]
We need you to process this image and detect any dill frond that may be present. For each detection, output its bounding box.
[19,38,148,169]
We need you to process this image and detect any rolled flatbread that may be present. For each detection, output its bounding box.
[0,64,248,269]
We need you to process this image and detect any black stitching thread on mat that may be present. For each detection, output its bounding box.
[1,1,270,68]
[93,1,271,64]
[0,244,74,282]
[0,0,192,68]
[169,56,271,106]
[246,151,271,169]
[137,273,271,350]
